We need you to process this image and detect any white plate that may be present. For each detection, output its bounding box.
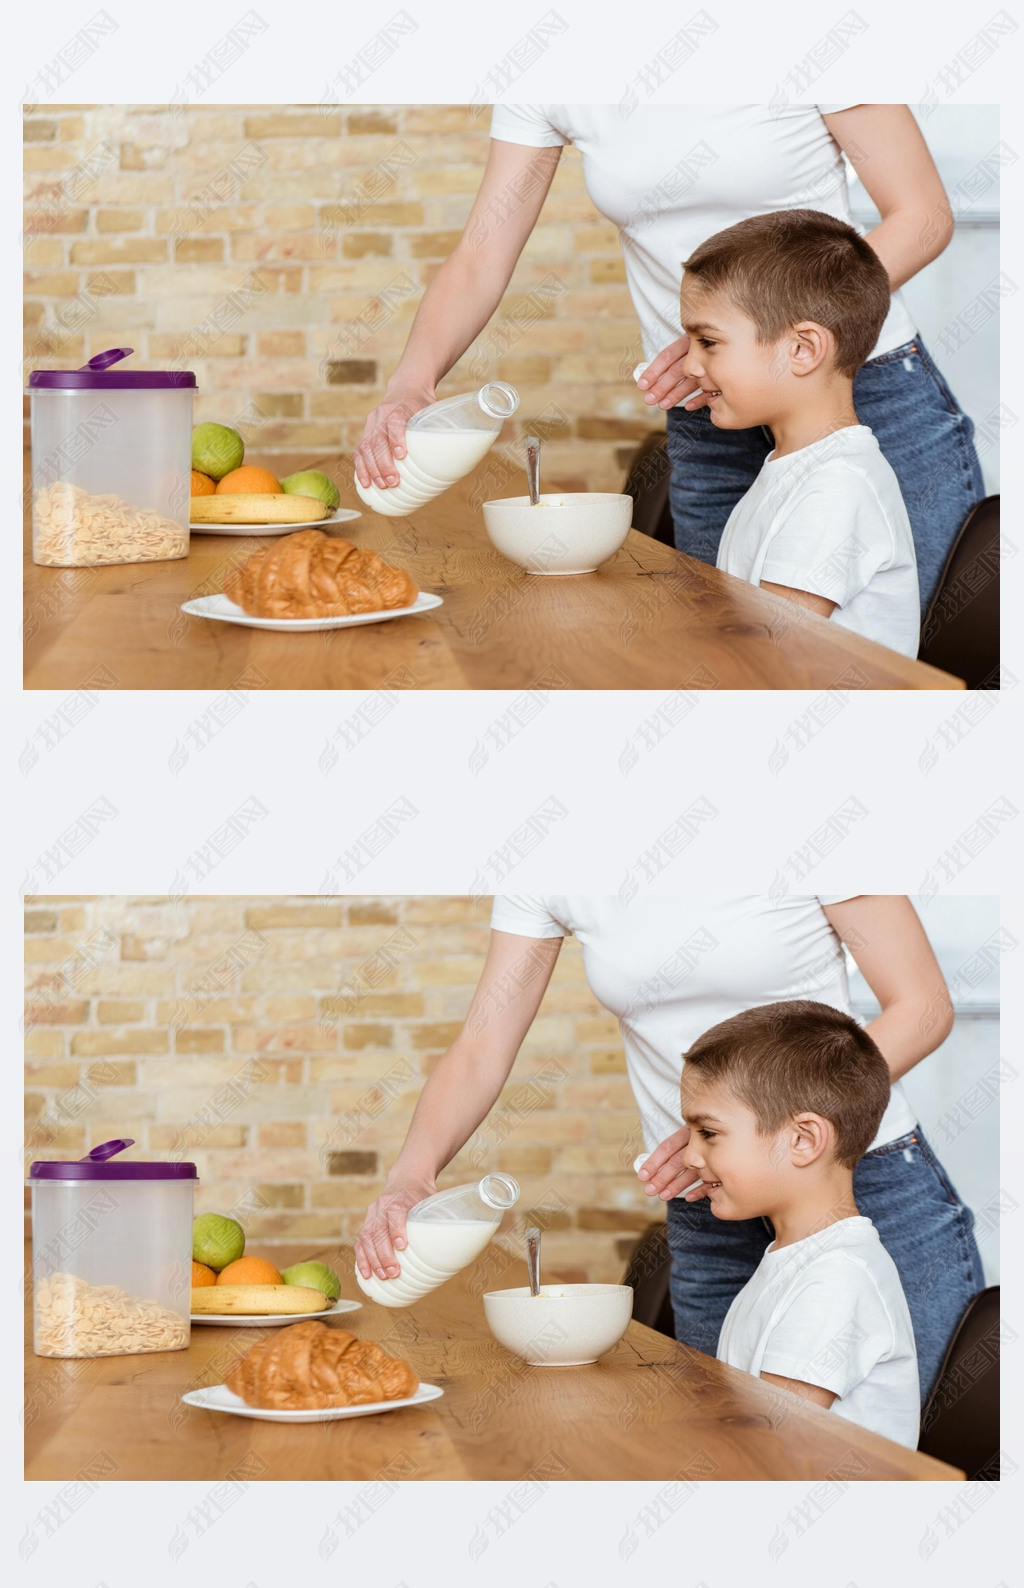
[188,508,362,536]
[180,591,442,632]
[190,1299,362,1327]
[181,1380,444,1422]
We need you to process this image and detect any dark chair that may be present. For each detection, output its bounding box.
[622,431,676,546]
[918,495,1000,687]
[918,1286,1000,1479]
[621,1221,676,1338]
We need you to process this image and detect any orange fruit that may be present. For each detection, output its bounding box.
[190,470,216,496]
[216,1256,284,1286]
[215,465,282,495]
[191,1261,217,1287]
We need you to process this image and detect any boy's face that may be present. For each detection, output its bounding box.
[679,283,808,430]
[679,1074,795,1220]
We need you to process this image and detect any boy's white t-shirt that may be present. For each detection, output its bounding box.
[717,1216,920,1448]
[716,426,920,658]
[489,104,917,363]
[489,896,917,1153]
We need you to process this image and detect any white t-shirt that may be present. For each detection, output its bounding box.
[489,896,916,1152]
[716,425,920,658]
[489,105,917,363]
[717,1216,920,1448]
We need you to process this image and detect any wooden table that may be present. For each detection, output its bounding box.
[24,455,962,691]
[25,1242,960,1481]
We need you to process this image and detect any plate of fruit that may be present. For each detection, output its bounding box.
[190,1212,360,1326]
[189,423,358,535]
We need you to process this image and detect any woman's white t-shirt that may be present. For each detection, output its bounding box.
[489,895,917,1153]
[489,105,917,363]
[717,1216,920,1448]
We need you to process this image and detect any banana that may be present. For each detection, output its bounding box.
[190,493,329,525]
[191,1284,328,1315]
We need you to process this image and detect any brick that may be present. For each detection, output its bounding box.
[258,1122,306,1148]
[407,230,463,259]
[521,1207,574,1231]
[257,331,306,357]
[590,1049,627,1074]
[410,1022,461,1050]
[254,1183,305,1208]
[342,1024,394,1051]
[70,1031,169,1056]
[401,107,482,135]
[245,114,342,139]
[578,1207,651,1231]
[86,270,135,295]
[85,1061,137,1086]
[325,359,376,385]
[150,1124,247,1150]
[24,910,58,933]
[577,417,658,441]
[342,233,392,259]
[347,111,399,135]
[496,1147,553,1176]
[264,996,317,1022]
[264,203,317,230]
[69,239,169,265]
[327,1150,378,1175]
[175,1029,225,1054]
[25,1063,80,1088]
[353,993,424,1017]
[245,905,342,930]
[175,237,224,263]
[25,272,79,297]
[96,209,145,232]
[347,902,399,926]
[252,392,303,417]
[24,1001,89,1025]
[24,119,57,141]
[98,1000,144,1024]
[24,1031,64,1058]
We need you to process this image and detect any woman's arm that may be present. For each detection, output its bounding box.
[354,138,562,489]
[822,106,955,289]
[822,895,954,1082]
[355,929,563,1279]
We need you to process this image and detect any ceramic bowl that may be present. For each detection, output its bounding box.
[482,1283,633,1365]
[481,493,633,574]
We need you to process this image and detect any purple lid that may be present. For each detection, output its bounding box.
[28,348,196,391]
[30,1138,197,1180]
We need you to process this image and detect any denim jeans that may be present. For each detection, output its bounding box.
[665,1126,985,1409]
[665,336,985,619]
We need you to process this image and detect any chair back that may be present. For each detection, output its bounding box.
[918,496,1000,687]
[918,1286,1000,1479]
[622,431,675,546]
[621,1221,675,1337]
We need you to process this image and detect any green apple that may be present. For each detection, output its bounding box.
[192,422,244,481]
[279,470,341,510]
[280,1260,341,1300]
[192,1212,245,1271]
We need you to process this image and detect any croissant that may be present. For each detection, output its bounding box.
[224,529,417,619]
[225,1320,418,1410]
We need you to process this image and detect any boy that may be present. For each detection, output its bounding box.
[678,209,920,657]
[679,999,919,1448]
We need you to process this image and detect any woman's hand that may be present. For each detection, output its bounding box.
[355,1174,437,1280]
[636,337,707,411]
[635,1125,707,1200]
[353,383,435,491]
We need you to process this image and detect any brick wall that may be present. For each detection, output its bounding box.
[24,897,663,1284]
[24,105,663,492]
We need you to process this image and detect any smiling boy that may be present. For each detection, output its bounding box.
[678,209,920,657]
[679,999,920,1448]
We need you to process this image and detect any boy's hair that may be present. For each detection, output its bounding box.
[682,999,891,1167]
[681,208,891,377]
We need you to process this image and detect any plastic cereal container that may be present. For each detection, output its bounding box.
[28,348,195,567]
[29,1139,196,1358]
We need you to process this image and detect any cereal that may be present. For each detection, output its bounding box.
[34,1271,189,1358]
[33,481,188,567]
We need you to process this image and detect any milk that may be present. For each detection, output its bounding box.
[354,427,498,518]
[356,1217,500,1307]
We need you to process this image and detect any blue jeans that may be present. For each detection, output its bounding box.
[665,1126,984,1409]
[665,336,985,618]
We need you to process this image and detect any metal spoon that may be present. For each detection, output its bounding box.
[526,1225,541,1295]
[525,435,541,505]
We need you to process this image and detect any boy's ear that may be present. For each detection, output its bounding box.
[789,321,831,377]
[789,1112,832,1165]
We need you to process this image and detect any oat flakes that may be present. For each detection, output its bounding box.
[34,1271,189,1358]
[33,481,188,567]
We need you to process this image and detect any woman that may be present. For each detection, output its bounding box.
[354,105,984,617]
[356,895,984,1407]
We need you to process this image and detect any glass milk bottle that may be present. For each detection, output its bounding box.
[355,1174,519,1307]
[354,383,519,517]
